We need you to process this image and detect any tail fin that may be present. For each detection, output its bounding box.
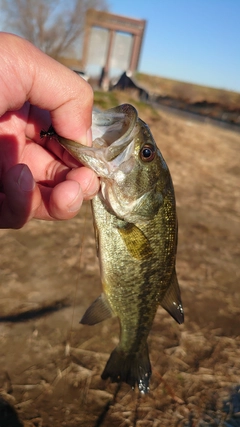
[101,345,151,394]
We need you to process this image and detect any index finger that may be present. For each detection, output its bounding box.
[0,32,93,145]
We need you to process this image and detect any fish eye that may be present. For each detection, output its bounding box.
[140,144,156,162]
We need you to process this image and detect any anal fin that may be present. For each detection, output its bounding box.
[161,270,184,324]
[80,293,114,325]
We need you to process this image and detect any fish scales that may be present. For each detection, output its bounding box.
[92,185,176,349]
[41,104,184,394]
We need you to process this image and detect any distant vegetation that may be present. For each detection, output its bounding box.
[0,0,108,58]
[133,73,240,126]
[136,72,240,109]
[94,90,160,122]
[93,73,240,126]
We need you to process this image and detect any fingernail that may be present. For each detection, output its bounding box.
[18,165,35,192]
[83,174,100,199]
[86,127,92,146]
[67,182,82,212]
[75,127,92,147]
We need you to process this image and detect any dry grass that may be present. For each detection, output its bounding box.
[136,72,240,108]
[0,96,239,426]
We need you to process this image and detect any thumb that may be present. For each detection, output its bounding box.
[0,164,40,228]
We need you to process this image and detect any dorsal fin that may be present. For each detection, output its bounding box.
[80,293,114,325]
[161,270,184,324]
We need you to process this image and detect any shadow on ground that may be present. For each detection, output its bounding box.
[0,106,239,426]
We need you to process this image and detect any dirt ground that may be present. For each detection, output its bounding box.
[0,104,240,427]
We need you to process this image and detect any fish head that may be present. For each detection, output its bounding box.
[57,104,171,221]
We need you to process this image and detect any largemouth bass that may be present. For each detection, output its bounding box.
[42,104,184,394]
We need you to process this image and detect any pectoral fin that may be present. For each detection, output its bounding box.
[80,293,114,325]
[117,223,152,260]
[161,270,184,324]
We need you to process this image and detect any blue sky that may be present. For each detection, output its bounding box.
[109,0,240,92]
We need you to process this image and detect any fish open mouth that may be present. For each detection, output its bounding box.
[92,104,138,159]
[56,104,139,177]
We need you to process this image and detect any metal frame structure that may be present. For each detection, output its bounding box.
[82,9,146,87]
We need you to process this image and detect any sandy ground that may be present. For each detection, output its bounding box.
[0,105,239,427]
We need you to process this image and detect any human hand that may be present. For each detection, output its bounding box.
[0,32,100,228]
